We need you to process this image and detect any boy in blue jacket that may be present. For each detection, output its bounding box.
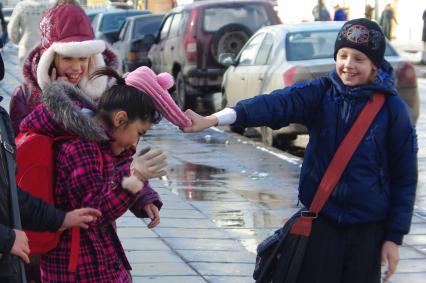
[182,18,417,283]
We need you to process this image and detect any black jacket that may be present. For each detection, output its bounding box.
[0,105,65,282]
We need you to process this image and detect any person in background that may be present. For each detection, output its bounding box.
[422,8,426,48]
[7,0,51,63]
[333,4,347,21]
[312,0,331,21]
[365,4,374,20]
[379,3,398,40]
[0,2,7,47]
[181,18,417,283]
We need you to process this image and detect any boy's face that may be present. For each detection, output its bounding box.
[110,112,152,156]
[335,47,376,86]
[53,54,89,85]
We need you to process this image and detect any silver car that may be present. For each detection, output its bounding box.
[220,22,419,146]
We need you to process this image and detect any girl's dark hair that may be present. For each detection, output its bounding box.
[90,67,161,128]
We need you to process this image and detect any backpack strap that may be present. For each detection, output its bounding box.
[68,144,104,272]
[290,92,385,236]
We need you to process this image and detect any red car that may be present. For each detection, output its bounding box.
[147,0,281,109]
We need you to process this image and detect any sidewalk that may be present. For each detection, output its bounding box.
[1,45,425,283]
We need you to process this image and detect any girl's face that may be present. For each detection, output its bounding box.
[53,54,89,85]
[110,111,152,156]
[335,47,377,86]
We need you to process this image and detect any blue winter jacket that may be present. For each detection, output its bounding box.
[232,62,417,244]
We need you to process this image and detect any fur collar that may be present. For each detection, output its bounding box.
[41,80,108,142]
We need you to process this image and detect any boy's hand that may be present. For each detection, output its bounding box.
[144,203,160,229]
[60,208,102,231]
[11,229,30,264]
[131,147,167,181]
[181,109,218,133]
[381,240,400,282]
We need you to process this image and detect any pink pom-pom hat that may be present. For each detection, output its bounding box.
[125,66,192,128]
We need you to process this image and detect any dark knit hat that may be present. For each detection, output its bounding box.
[334,18,386,67]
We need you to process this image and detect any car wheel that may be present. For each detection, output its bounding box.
[261,126,274,147]
[212,24,252,63]
[175,72,186,109]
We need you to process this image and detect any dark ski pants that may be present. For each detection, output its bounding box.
[297,216,384,283]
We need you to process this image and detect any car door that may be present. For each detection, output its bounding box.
[224,33,265,107]
[245,32,275,98]
[162,12,183,74]
[149,15,172,73]
[112,20,130,61]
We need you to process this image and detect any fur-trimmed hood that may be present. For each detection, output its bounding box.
[22,43,120,98]
[20,80,108,142]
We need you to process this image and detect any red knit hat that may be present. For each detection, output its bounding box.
[37,4,108,98]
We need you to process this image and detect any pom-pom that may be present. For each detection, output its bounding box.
[157,73,174,90]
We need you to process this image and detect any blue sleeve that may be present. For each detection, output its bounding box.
[231,78,327,130]
[386,97,418,244]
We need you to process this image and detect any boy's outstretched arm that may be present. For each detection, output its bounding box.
[181,109,219,133]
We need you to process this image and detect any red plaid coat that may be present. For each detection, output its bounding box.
[20,82,162,282]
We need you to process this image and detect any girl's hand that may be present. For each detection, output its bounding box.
[60,207,102,230]
[181,109,218,133]
[381,240,400,282]
[144,203,160,228]
[11,229,30,264]
[50,67,69,82]
[131,147,167,181]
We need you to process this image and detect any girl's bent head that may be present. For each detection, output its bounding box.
[334,18,385,85]
[91,67,161,154]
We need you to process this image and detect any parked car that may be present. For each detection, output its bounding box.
[91,9,151,44]
[220,22,419,146]
[112,14,163,72]
[86,8,112,23]
[147,0,281,109]
[2,7,13,24]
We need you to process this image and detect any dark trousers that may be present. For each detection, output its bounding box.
[297,216,384,283]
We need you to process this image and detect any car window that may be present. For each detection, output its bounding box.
[160,15,173,40]
[100,12,144,32]
[255,33,274,65]
[169,13,182,38]
[132,18,163,39]
[238,33,265,66]
[118,21,129,41]
[203,4,271,33]
[91,15,100,31]
[286,29,399,61]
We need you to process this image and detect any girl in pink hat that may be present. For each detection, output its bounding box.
[18,64,190,282]
[9,3,120,135]
[17,67,191,283]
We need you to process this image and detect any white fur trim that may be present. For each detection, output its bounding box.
[37,42,108,100]
[51,40,106,58]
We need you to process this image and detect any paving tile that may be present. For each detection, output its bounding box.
[204,276,254,283]
[117,227,158,238]
[132,276,207,283]
[189,262,254,276]
[158,218,218,229]
[158,209,207,219]
[390,272,426,283]
[166,238,244,251]
[177,250,254,263]
[395,259,426,272]
[126,250,183,263]
[122,238,170,251]
[154,227,230,239]
[130,262,197,276]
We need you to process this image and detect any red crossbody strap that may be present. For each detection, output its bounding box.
[291,92,385,236]
[68,144,104,272]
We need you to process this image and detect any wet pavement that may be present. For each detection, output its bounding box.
[1,45,426,282]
